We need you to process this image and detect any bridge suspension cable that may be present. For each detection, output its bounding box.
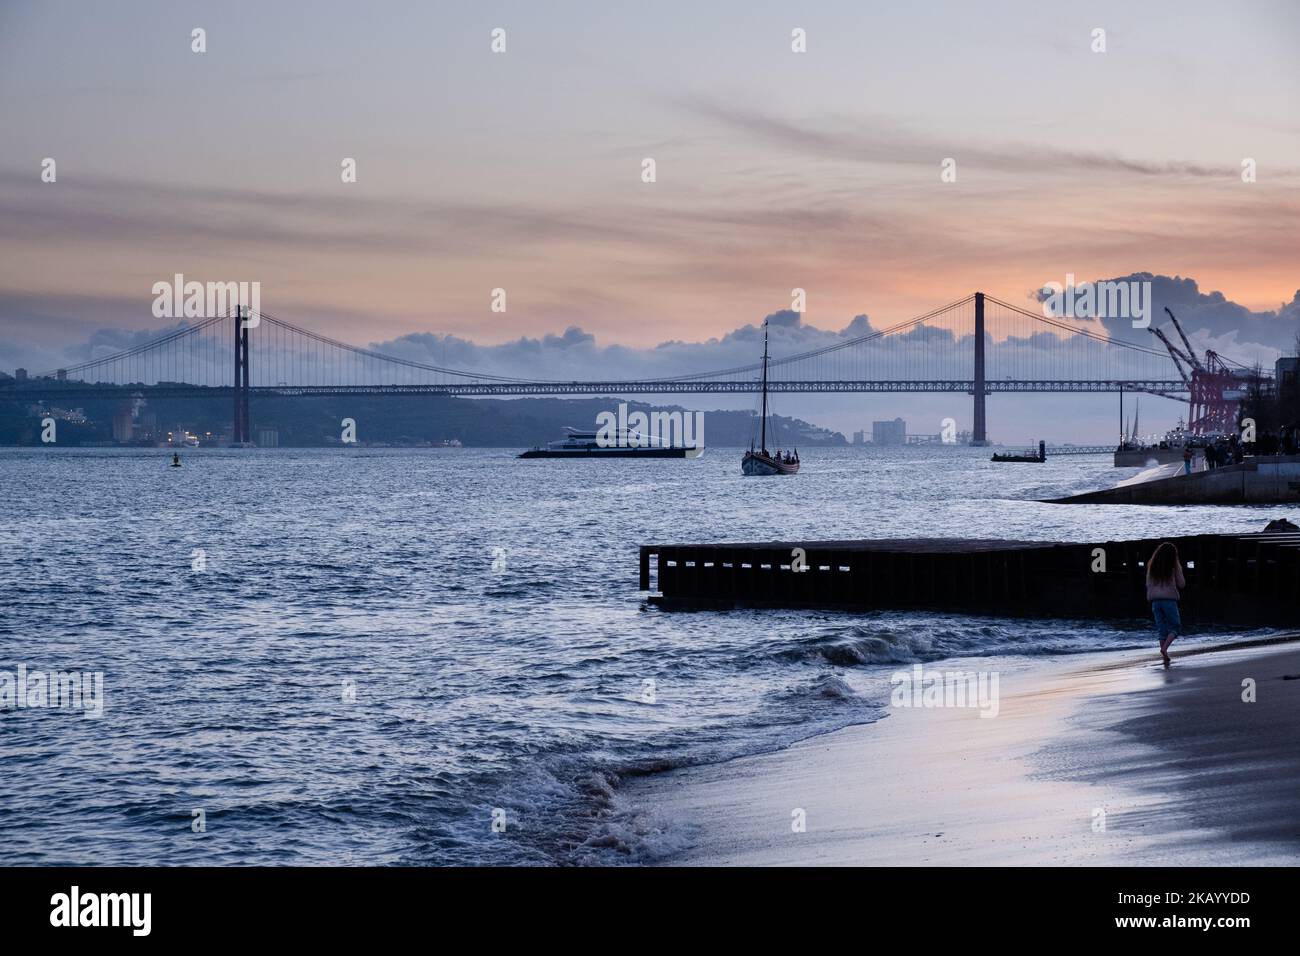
[983,295,1173,358]
[16,290,1192,396]
[665,294,978,381]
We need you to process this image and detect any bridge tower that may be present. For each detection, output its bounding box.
[233,307,252,445]
[970,291,989,446]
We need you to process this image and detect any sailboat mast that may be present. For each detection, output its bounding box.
[760,320,769,452]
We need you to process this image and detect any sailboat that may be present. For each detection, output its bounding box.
[741,319,800,476]
[1114,398,1187,467]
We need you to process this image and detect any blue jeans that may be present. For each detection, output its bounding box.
[1152,599,1181,640]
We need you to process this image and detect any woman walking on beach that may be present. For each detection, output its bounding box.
[1147,542,1186,666]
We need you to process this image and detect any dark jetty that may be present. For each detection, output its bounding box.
[639,532,1300,624]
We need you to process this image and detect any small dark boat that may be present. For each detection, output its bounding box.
[742,318,799,476]
[991,441,1045,463]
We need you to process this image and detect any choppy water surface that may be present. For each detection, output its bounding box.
[0,446,1287,864]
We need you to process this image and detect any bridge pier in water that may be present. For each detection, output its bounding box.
[970,291,989,446]
[232,307,252,445]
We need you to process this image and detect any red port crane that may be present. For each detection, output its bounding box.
[1149,307,1241,435]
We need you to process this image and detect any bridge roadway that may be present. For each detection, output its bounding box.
[2,379,1188,399]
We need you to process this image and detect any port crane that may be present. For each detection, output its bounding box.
[1149,307,1242,434]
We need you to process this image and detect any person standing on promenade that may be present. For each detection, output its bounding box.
[1147,542,1186,667]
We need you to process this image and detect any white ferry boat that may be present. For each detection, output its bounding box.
[518,428,703,459]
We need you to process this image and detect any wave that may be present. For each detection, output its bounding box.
[770,626,937,665]
[764,617,1165,669]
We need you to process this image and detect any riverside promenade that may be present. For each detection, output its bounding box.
[1047,456,1300,505]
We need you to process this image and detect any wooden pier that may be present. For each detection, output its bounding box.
[639,532,1300,624]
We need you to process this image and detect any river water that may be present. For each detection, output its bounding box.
[0,445,1287,864]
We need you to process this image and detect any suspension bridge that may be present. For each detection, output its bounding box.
[3,292,1196,444]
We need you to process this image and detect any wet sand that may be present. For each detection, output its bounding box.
[629,637,1300,866]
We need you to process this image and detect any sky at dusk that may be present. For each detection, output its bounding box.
[1,0,1297,439]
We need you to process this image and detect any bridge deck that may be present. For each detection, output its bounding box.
[1,379,1189,399]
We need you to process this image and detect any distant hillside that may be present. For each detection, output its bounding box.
[0,390,846,447]
[469,398,844,448]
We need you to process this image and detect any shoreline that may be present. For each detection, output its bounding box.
[623,635,1300,866]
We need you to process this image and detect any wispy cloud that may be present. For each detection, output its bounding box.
[676,96,1290,179]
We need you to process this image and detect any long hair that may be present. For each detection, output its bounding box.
[1148,542,1179,584]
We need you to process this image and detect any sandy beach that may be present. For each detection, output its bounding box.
[629,637,1300,866]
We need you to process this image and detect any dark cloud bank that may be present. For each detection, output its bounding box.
[365,273,1299,383]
